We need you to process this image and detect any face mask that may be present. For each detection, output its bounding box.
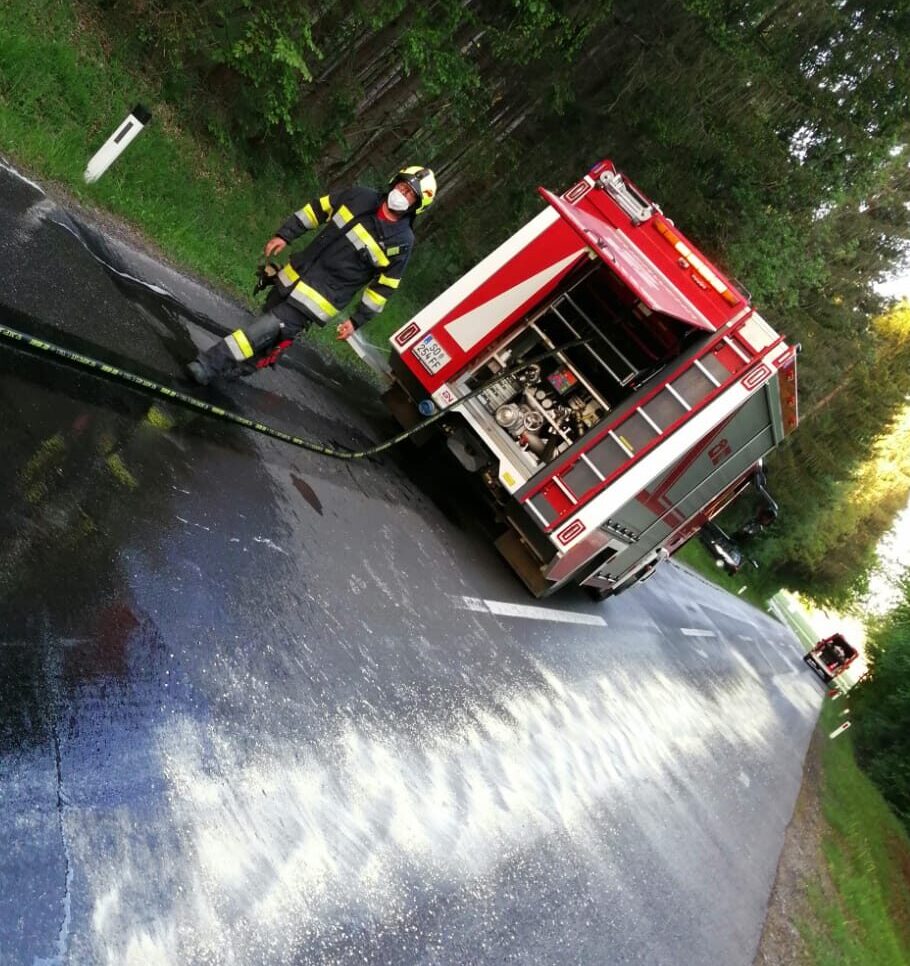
[387,188,411,212]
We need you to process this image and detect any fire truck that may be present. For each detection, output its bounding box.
[383,160,799,598]
[803,634,869,695]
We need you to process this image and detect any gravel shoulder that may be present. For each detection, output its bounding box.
[753,724,835,965]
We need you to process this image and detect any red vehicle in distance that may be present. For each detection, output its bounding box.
[803,633,869,695]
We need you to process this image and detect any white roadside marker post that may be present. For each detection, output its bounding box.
[829,721,851,739]
[84,104,152,183]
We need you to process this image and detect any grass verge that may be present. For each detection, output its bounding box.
[674,538,772,611]
[769,591,820,650]
[802,701,910,965]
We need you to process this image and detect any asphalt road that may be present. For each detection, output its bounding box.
[0,158,822,966]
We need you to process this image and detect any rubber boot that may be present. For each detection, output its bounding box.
[187,313,283,385]
[187,340,234,385]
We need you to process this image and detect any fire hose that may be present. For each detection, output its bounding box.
[0,319,588,461]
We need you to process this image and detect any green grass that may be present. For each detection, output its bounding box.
[785,596,821,646]
[674,538,773,610]
[768,590,821,649]
[0,0,424,362]
[802,702,910,965]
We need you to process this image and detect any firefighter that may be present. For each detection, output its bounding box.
[187,166,437,385]
[820,637,848,669]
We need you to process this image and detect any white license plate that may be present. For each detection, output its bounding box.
[412,333,451,374]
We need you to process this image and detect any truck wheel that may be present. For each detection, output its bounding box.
[381,382,435,448]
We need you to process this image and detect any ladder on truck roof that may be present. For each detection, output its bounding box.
[520,318,782,532]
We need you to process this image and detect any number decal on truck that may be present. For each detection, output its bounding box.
[708,439,732,466]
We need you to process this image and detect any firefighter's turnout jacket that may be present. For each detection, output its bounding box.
[274,187,413,330]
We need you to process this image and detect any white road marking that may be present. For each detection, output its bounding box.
[694,647,709,659]
[680,628,716,638]
[739,635,753,642]
[49,214,174,297]
[0,158,44,194]
[455,596,606,626]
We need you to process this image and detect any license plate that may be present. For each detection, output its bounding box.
[412,333,451,374]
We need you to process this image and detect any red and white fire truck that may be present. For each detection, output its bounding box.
[384,160,800,598]
[803,634,869,695]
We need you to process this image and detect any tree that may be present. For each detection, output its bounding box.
[853,574,910,827]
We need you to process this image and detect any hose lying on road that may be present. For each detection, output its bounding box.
[0,320,587,460]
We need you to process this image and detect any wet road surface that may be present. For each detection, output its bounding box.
[0,159,822,965]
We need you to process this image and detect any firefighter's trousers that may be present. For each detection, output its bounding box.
[189,293,314,383]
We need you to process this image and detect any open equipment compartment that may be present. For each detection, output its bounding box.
[456,260,700,473]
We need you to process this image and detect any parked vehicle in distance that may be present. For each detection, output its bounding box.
[803,633,869,695]
[698,521,754,575]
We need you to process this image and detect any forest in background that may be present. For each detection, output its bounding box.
[2,0,910,606]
